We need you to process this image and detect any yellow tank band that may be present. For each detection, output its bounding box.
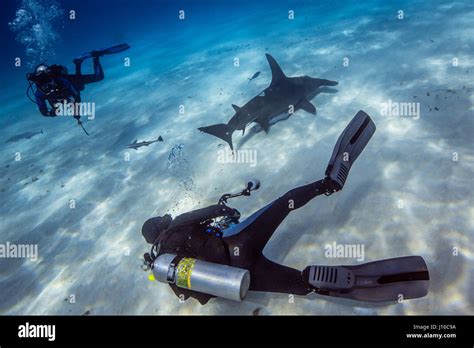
[176,258,196,289]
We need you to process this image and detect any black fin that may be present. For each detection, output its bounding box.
[297,98,317,114]
[198,123,234,150]
[255,118,270,133]
[231,104,241,112]
[76,43,130,61]
[325,110,376,189]
[305,256,429,302]
[266,54,287,86]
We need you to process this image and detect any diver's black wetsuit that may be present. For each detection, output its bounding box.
[224,178,337,295]
[34,57,104,116]
[142,112,431,305]
[145,178,339,303]
[71,57,105,91]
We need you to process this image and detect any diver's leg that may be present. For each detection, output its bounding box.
[92,57,105,81]
[76,57,105,85]
[74,58,83,76]
[250,255,311,296]
[225,178,337,266]
[226,111,377,268]
[251,255,430,302]
[69,58,86,91]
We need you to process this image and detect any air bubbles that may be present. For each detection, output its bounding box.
[8,0,64,67]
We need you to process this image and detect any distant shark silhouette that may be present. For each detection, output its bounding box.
[126,136,163,150]
[6,129,43,143]
[198,54,338,150]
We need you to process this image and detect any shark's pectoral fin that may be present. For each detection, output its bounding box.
[266,54,287,86]
[297,98,317,115]
[198,123,235,151]
[255,118,270,133]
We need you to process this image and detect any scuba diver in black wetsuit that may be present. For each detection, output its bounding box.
[26,43,130,135]
[141,111,430,305]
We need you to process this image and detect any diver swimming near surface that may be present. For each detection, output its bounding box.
[26,43,130,135]
[142,111,430,304]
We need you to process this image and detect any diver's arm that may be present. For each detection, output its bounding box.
[35,91,55,117]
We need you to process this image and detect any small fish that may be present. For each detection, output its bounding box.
[126,136,163,150]
[248,71,261,82]
[6,130,43,143]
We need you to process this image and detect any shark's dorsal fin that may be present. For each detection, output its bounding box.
[266,54,287,86]
[297,98,317,114]
[231,104,241,112]
[132,139,137,144]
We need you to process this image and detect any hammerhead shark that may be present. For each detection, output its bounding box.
[126,136,163,150]
[198,54,338,150]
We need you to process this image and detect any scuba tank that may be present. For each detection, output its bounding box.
[153,253,251,302]
[142,179,261,302]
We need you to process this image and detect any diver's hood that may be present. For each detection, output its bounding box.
[28,63,68,82]
[35,64,49,75]
[27,63,49,82]
[142,215,173,244]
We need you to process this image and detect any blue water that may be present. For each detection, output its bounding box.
[0,0,473,315]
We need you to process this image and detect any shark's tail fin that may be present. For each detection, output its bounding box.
[40,129,43,134]
[198,123,235,150]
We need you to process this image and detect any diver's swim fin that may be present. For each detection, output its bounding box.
[198,123,235,151]
[304,256,430,302]
[97,43,130,56]
[326,110,376,189]
[76,43,130,61]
